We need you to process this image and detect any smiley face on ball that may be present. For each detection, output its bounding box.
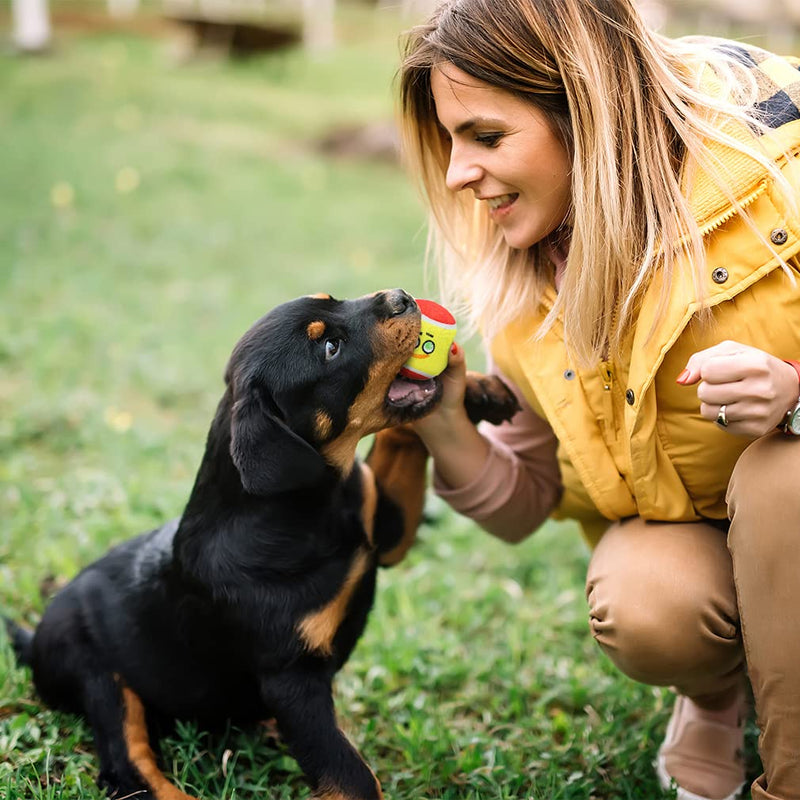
[399,299,457,380]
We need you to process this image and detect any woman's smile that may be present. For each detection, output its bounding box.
[485,193,519,214]
[431,63,572,250]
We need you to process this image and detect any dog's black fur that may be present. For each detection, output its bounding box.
[6,289,519,800]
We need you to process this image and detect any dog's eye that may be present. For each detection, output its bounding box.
[325,338,341,361]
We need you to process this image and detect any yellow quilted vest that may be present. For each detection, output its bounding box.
[490,46,800,546]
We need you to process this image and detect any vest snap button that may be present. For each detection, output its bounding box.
[712,267,728,284]
[564,369,576,380]
[625,389,635,405]
[771,228,788,245]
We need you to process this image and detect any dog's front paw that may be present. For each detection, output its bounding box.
[463,372,521,426]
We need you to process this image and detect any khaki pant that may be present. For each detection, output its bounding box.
[586,432,800,800]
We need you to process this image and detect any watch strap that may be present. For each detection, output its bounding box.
[781,360,800,433]
[784,359,800,385]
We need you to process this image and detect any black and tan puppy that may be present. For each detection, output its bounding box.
[6,289,519,800]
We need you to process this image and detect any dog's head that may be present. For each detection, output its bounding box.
[224,289,442,495]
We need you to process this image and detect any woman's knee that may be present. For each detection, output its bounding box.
[586,519,741,688]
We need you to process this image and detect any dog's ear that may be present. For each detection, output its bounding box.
[230,386,327,495]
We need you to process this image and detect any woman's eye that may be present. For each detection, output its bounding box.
[475,132,503,147]
[325,339,341,361]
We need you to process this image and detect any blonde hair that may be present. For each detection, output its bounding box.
[398,0,795,363]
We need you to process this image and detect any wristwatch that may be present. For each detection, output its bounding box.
[781,359,800,435]
[783,399,800,435]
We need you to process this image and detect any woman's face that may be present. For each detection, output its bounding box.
[430,63,572,250]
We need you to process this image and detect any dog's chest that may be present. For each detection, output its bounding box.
[295,542,377,661]
[292,463,382,659]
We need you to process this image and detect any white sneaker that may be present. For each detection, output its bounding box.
[656,695,746,800]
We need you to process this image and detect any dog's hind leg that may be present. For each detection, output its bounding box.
[119,685,200,800]
[75,671,155,798]
[261,671,383,800]
[365,425,429,567]
[80,672,197,800]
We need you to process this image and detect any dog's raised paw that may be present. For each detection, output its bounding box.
[464,372,521,426]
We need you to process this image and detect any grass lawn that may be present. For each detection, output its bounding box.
[0,6,762,798]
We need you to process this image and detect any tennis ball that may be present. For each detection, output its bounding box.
[399,299,457,380]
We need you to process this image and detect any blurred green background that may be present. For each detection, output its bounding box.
[0,1,795,797]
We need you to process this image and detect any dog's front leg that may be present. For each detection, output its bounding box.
[366,375,520,567]
[365,424,429,567]
[260,670,383,800]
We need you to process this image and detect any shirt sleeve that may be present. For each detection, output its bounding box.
[432,369,563,543]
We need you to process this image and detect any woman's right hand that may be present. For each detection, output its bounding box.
[409,343,505,490]
[410,342,470,443]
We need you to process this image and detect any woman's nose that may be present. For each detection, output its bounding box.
[445,147,482,192]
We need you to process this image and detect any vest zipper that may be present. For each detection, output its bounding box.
[598,361,615,437]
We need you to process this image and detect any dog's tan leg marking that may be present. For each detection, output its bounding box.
[366,425,429,566]
[122,687,199,800]
[313,764,384,800]
[297,548,371,656]
[313,788,384,800]
[359,462,378,548]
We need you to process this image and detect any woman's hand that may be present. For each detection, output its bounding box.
[409,343,493,488]
[410,342,469,441]
[677,340,800,437]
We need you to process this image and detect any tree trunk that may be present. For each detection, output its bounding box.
[12,0,52,52]
[302,0,335,56]
[108,0,140,18]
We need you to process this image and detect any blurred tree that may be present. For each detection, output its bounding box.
[659,0,800,50]
[12,0,51,52]
[302,0,334,54]
[108,0,140,19]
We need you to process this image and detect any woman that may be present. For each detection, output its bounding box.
[398,1,800,798]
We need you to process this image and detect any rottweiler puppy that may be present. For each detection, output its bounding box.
[6,289,519,800]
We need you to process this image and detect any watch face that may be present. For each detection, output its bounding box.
[789,406,800,435]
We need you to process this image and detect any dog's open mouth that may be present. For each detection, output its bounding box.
[386,373,442,416]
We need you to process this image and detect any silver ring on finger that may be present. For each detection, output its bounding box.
[716,404,729,428]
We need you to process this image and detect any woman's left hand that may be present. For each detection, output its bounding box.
[677,340,800,437]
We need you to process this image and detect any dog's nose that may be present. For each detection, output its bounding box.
[384,289,417,317]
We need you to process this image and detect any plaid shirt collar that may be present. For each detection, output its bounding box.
[683,39,800,231]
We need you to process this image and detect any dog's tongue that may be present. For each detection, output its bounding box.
[388,375,437,407]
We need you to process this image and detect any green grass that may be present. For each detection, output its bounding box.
[0,8,761,798]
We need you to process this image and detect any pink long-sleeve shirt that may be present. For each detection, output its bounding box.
[433,242,568,543]
[433,373,563,543]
